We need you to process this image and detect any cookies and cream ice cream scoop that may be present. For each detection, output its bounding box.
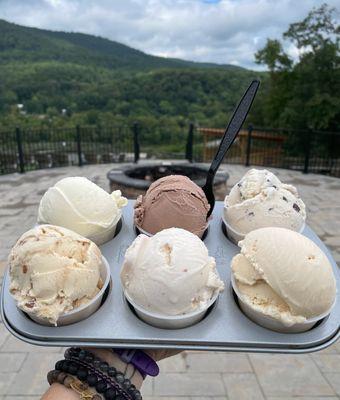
[224,169,306,239]
[9,225,103,325]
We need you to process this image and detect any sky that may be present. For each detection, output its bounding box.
[0,0,338,70]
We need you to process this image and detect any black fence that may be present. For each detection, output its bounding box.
[194,126,340,177]
[0,125,135,175]
[1,124,340,177]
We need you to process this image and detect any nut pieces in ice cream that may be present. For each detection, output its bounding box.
[9,225,103,325]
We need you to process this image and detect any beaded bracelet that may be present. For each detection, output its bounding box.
[56,348,142,400]
[47,369,102,400]
[66,348,142,399]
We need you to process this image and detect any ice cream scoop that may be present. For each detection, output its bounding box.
[224,169,306,242]
[231,227,336,330]
[121,228,224,317]
[134,175,210,237]
[38,177,127,244]
[9,225,103,325]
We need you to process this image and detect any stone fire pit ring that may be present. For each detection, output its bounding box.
[107,162,229,198]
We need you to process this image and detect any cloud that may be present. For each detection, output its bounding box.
[0,0,338,69]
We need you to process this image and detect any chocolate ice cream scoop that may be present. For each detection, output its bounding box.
[134,175,210,237]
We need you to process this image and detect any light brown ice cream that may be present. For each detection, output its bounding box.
[9,225,102,325]
[134,175,210,237]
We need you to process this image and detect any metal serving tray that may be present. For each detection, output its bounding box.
[1,201,339,353]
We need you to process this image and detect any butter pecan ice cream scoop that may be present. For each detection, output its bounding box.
[9,224,102,325]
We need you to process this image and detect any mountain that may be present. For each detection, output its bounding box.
[0,19,263,133]
[0,19,243,71]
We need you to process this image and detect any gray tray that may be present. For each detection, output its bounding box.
[1,201,339,353]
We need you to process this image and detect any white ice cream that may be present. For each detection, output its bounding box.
[121,228,224,315]
[224,169,306,236]
[231,227,336,326]
[9,225,103,325]
[38,177,127,238]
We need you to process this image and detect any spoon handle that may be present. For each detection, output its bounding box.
[207,79,260,178]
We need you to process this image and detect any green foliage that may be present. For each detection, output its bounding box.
[0,19,261,141]
[255,4,340,131]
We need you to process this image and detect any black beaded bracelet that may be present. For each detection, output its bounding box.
[58,348,142,400]
[66,348,141,399]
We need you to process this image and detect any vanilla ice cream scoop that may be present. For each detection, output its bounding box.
[224,169,306,236]
[9,225,103,325]
[121,228,224,316]
[38,177,127,241]
[231,227,336,327]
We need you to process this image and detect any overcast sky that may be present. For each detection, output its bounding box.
[0,0,338,69]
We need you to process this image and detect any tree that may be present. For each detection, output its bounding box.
[255,3,339,131]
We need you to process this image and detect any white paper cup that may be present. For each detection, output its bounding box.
[124,290,219,329]
[231,273,332,333]
[222,215,306,247]
[87,215,122,245]
[26,256,111,327]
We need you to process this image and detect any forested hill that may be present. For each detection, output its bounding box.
[0,19,243,71]
[0,19,261,129]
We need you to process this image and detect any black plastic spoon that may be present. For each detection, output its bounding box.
[202,79,260,217]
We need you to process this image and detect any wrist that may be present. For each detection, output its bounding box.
[87,348,144,389]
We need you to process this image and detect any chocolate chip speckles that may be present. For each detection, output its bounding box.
[293,203,301,212]
[248,212,255,217]
[282,196,288,202]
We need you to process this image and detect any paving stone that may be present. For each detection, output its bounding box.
[190,398,228,400]
[0,374,16,395]
[5,397,40,400]
[154,373,225,396]
[158,353,187,372]
[143,398,191,400]
[324,373,340,396]
[141,377,154,396]
[6,353,61,395]
[266,397,338,400]
[312,354,340,372]
[1,164,340,398]
[1,336,61,353]
[222,373,264,400]
[0,325,9,349]
[185,352,252,373]
[249,354,335,397]
[0,354,26,372]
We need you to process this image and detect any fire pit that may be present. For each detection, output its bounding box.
[107,162,229,199]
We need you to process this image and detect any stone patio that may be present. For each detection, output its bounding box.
[0,163,339,400]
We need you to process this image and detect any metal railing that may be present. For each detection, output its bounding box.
[1,124,339,177]
[0,125,134,175]
[193,126,340,177]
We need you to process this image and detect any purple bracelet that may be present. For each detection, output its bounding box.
[113,349,159,379]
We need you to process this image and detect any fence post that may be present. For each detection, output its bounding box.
[76,125,83,167]
[185,123,194,163]
[303,130,312,174]
[245,124,253,166]
[133,122,140,164]
[16,127,25,173]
